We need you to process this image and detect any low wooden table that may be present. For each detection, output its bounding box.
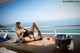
[0,37,73,53]
[0,37,55,53]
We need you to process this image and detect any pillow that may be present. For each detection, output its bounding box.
[0,33,8,39]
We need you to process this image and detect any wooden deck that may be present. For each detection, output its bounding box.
[0,36,73,53]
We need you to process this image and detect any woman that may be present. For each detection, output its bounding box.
[15,22,43,43]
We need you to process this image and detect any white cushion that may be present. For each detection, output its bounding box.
[0,33,8,39]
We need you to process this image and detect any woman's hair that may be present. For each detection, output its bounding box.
[16,22,21,25]
[15,22,22,29]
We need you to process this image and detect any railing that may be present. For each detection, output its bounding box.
[0,28,15,32]
[0,24,80,34]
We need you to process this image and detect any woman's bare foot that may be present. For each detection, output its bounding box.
[34,36,42,41]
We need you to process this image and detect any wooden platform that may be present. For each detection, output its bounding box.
[0,37,73,53]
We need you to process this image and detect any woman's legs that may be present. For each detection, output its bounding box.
[30,22,40,34]
[22,22,43,43]
[30,22,42,39]
[22,35,41,43]
[22,36,34,43]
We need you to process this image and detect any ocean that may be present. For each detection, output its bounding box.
[2,18,80,33]
[4,25,80,33]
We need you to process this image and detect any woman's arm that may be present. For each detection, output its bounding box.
[22,27,28,30]
[16,32,20,38]
[16,30,22,38]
